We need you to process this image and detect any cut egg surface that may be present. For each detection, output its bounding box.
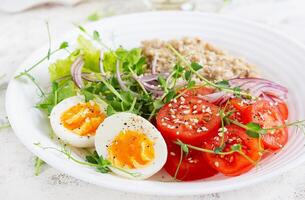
[50,95,107,148]
[95,112,168,180]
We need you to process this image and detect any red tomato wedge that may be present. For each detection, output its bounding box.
[179,86,215,98]
[164,141,218,181]
[156,96,221,145]
[203,125,261,176]
[243,100,288,151]
[277,101,289,120]
[224,98,251,121]
[266,94,289,120]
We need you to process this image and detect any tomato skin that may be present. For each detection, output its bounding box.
[180,86,215,98]
[164,141,218,181]
[203,125,261,176]
[229,98,250,111]
[243,100,288,151]
[224,98,250,122]
[156,96,221,145]
[269,96,289,120]
[277,101,289,120]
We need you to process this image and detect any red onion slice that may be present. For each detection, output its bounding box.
[139,73,170,82]
[81,73,106,82]
[228,78,288,100]
[198,91,232,105]
[198,77,288,105]
[71,57,84,88]
[116,60,129,92]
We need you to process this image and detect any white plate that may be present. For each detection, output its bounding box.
[6,11,305,196]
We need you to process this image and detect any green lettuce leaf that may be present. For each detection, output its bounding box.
[102,51,116,73]
[49,50,80,81]
[36,80,76,115]
[77,35,100,72]
[102,47,146,74]
[49,35,101,81]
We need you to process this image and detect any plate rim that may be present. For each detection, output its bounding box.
[6,11,305,196]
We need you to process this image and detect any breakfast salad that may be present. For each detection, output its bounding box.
[15,26,305,181]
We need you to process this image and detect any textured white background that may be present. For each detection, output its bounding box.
[1,0,305,199]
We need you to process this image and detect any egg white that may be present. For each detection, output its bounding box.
[50,95,107,148]
[94,112,168,180]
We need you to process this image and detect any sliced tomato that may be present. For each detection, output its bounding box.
[179,86,215,98]
[164,141,218,181]
[203,125,261,176]
[228,98,250,111]
[243,100,288,151]
[223,98,251,121]
[266,94,289,120]
[277,101,289,120]
[156,96,221,145]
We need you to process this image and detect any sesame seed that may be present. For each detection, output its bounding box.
[214,161,219,167]
[183,110,191,114]
[201,126,208,131]
[170,152,176,156]
[167,125,175,129]
[206,107,211,113]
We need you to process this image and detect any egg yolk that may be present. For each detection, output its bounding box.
[60,101,106,136]
[107,130,155,169]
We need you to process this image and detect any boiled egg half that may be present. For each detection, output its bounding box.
[95,112,167,180]
[50,95,107,148]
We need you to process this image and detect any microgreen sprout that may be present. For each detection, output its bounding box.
[34,143,141,178]
[173,140,189,180]
[18,72,46,97]
[174,146,184,180]
[174,139,257,166]
[77,25,111,51]
[0,123,10,130]
[86,11,115,22]
[15,22,69,79]
[0,116,10,130]
[87,12,104,22]
[166,44,252,98]
[46,21,52,60]
[34,157,45,176]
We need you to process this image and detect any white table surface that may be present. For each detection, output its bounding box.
[1,0,305,199]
